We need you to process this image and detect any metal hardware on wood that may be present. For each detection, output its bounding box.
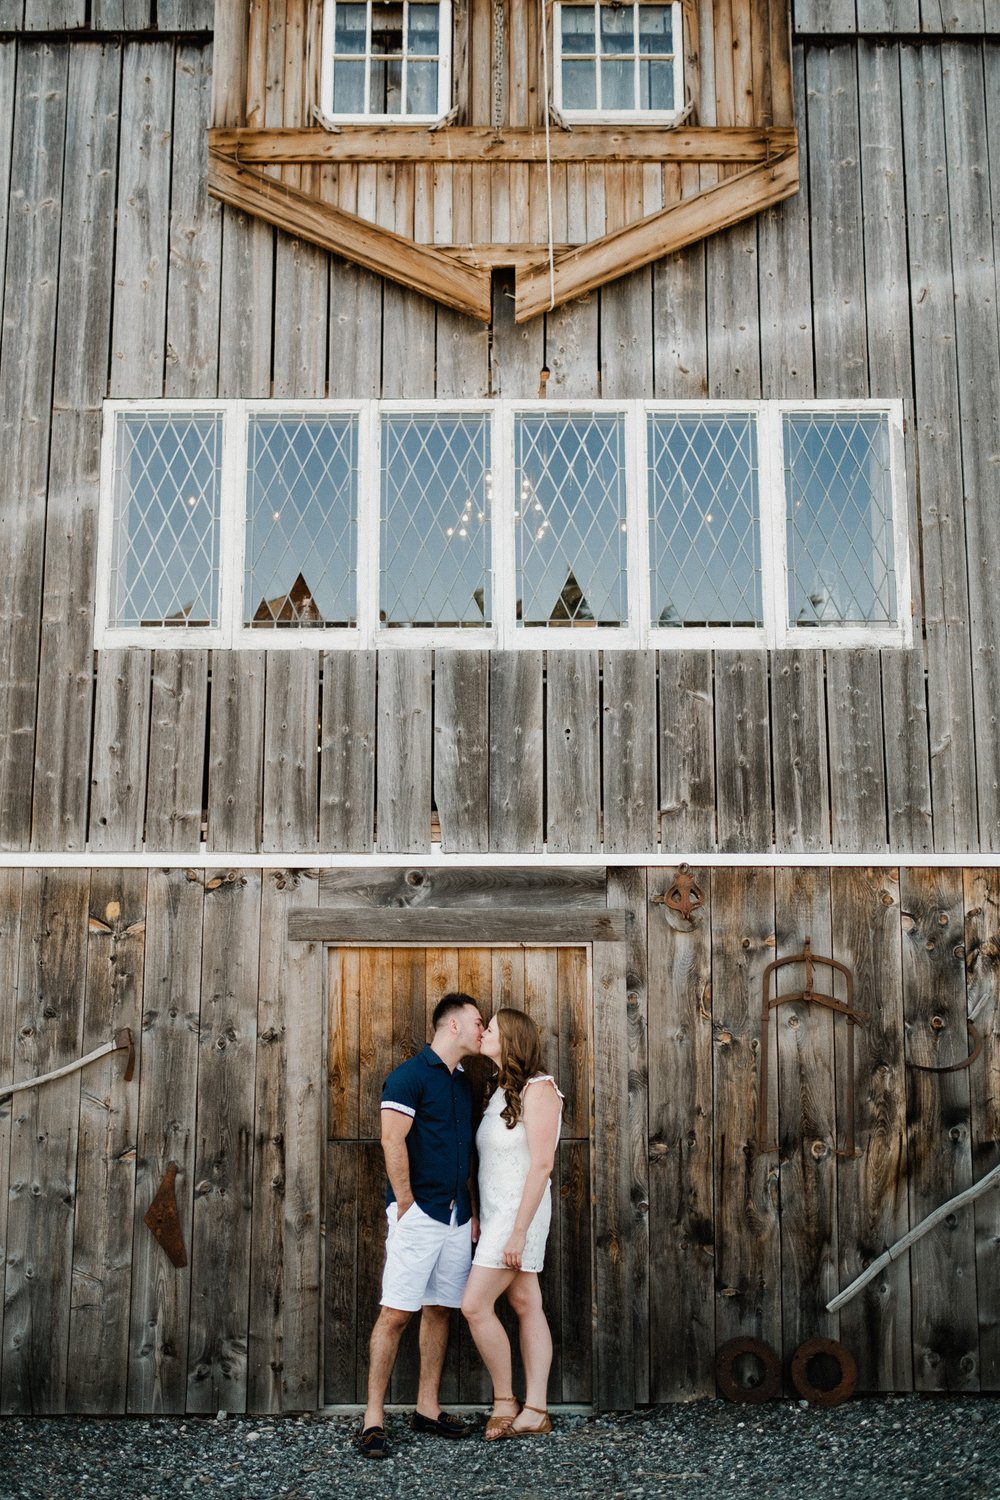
[756,938,867,1159]
[714,1337,782,1404]
[143,1162,188,1268]
[0,1027,135,1102]
[907,1019,982,1075]
[790,1337,857,1407]
[652,864,704,920]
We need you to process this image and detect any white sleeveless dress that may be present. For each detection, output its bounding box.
[473,1075,564,1273]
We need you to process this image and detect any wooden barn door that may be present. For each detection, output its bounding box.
[324,946,593,1406]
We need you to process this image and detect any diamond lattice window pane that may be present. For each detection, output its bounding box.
[647,412,761,627]
[381,413,492,627]
[784,412,897,627]
[515,411,628,628]
[246,414,358,628]
[111,412,222,628]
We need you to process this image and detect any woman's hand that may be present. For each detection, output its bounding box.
[502,1228,527,1269]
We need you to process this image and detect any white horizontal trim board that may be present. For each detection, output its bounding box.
[1,850,988,869]
[96,397,912,652]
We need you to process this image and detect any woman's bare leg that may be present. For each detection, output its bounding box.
[461,1265,517,1413]
[505,1272,552,1427]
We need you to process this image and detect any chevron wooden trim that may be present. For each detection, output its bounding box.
[514,148,800,323]
[207,149,493,322]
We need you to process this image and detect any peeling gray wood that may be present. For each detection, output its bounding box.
[826,650,888,852]
[881,648,933,851]
[218,207,274,397]
[261,653,319,853]
[770,649,830,852]
[658,650,715,852]
[317,866,608,907]
[602,651,657,854]
[714,652,772,852]
[376,650,432,853]
[145,651,209,851]
[89,649,152,852]
[546,651,601,854]
[166,44,222,398]
[207,651,265,852]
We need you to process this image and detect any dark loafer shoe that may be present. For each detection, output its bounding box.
[355,1423,389,1459]
[409,1409,470,1439]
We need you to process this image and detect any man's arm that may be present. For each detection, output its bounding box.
[381,1106,415,1217]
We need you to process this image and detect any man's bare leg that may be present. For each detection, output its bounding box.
[415,1304,451,1418]
[362,1305,412,1430]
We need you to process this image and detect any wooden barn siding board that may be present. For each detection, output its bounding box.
[89,649,152,851]
[856,1,922,29]
[602,651,657,855]
[218,207,274,397]
[32,412,100,852]
[647,867,715,1399]
[434,650,489,855]
[319,651,376,852]
[770,651,829,853]
[882,650,934,852]
[381,285,436,398]
[942,43,1000,849]
[66,869,146,1413]
[145,651,209,851]
[600,272,655,399]
[0,42,16,324]
[608,866,649,1402]
[166,43,222,398]
[901,866,979,1389]
[714,652,772,852]
[901,42,978,852]
[652,231,709,400]
[376,650,432,853]
[712,867,781,1347]
[758,44,814,400]
[249,871,320,1412]
[832,866,912,1391]
[826,650,888,852]
[0,870,24,1398]
[2,870,90,1414]
[208,650,265,852]
[489,651,543,852]
[110,42,174,397]
[592,932,635,1408]
[658,651,715,852]
[262,653,319,853]
[186,872,261,1414]
[212,0,251,129]
[0,42,68,852]
[128,868,203,1414]
[773,867,839,1362]
[546,652,601,854]
[317,865,608,908]
[964,868,1000,1387]
[490,269,545,399]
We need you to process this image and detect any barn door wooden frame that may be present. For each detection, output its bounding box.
[306,904,635,1410]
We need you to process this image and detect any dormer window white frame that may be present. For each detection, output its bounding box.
[553,0,684,124]
[96,399,912,653]
[318,0,453,125]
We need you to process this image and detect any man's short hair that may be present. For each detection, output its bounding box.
[432,992,480,1030]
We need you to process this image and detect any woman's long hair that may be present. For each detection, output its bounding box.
[494,1008,545,1129]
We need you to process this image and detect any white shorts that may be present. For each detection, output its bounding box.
[380,1202,473,1312]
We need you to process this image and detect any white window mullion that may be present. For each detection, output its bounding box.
[630,401,652,648]
[355,402,380,649]
[757,403,786,650]
[494,402,516,649]
[220,400,247,647]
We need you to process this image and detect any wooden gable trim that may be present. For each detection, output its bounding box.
[514,146,800,322]
[287,907,629,943]
[207,148,493,322]
[207,124,799,166]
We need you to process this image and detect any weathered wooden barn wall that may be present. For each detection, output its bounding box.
[0,863,997,1413]
[0,25,1000,855]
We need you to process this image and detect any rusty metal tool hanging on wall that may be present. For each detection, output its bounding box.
[0,1028,134,1102]
[756,939,867,1158]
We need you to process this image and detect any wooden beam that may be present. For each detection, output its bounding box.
[287,907,629,944]
[207,149,492,322]
[515,149,800,322]
[208,124,798,165]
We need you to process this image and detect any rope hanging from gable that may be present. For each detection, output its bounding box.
[539,0,556,311]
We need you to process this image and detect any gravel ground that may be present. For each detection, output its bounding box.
[0,1397,997,1500]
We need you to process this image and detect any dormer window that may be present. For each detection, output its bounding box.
[554,1,682,122]
[320,0,452,123]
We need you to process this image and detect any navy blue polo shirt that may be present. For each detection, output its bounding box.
[381,1045,473,1226]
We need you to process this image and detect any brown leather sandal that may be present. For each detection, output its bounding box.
[504,1403,552,1436]
[484,1395,520,1441]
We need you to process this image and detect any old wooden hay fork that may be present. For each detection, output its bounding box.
[756,939,867,1159]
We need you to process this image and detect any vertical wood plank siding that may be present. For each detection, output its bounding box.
[0,862,998,1411]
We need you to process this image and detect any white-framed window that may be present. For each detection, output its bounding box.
[96,399,912,652]
[553,1,683,123]
[318,0,452,124]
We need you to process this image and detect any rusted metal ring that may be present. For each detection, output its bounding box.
[715,1337,782,1404]
[790,1336,857,1407]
